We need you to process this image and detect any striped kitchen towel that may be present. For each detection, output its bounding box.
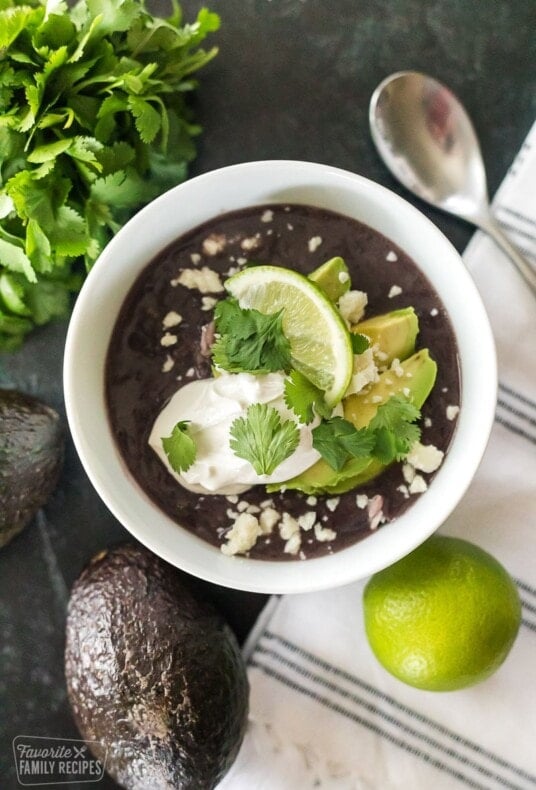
[219,121,536,790]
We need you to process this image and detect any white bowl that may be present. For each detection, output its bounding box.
[64,160,496,594]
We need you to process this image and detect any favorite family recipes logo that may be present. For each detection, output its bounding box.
[12,736,106,785]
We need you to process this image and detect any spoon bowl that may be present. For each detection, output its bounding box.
[370,71,536,296]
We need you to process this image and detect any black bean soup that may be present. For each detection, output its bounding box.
[106,204,460,560]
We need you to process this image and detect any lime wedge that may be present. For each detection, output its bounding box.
[225,265,353,406]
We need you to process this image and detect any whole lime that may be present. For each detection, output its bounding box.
[363,535,521,691]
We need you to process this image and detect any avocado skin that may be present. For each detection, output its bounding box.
[0,388,64,548]
[65,544,249,790]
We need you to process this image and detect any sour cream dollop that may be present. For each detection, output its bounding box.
[149,372,321,495]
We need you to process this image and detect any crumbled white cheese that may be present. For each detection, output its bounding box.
[162,311,182,329]
[260,498,274,508]
[220,513,262,556]
[226,494,239,504]
[201,296,217,311]
[161,355,174,373]
[261,209,274,223]
[326,497,340,512]
[424,417,432,428]
[386,250,398,262]
[402,387,411,397]
[356,494,369,509]
[160,333,177,347]
[338,271,350,283]
[259,507,281,535]
[306,495,318,506]
[397,484,410,499]
[308,235,322,252]
[241,234,261,251]
[409,475,428,494]
[173,267,224,293]
[185,367,195,377]
[279,512,300,540]
[367,494,384,530]
[406,441,444,473]
[446,405,460,421]
[190,253,201,265]
[314,523,337,542]
[246,504,261,514]
[298,511,316,532]
[236,257,247,265]
[202,234,227,256]
[345,348,379,396]
[388,285,402,298]
[371,395,383,404]
[430,307,439,317]
[237,500,249,512]
[402,463,415,484]
[287,223,294,231]
[338,290,368,324]
[284,532,302,555]
[391,358,404,378]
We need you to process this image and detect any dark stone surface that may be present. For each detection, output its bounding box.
[0,1,534,787]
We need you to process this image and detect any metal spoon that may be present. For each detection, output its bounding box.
[369,70,536,296]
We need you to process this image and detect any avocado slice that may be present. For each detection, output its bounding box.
[308,256,350,302]
[352,307,419,364]
[269,349,437,496]
[65,544,249,790]
[0,389,64,548]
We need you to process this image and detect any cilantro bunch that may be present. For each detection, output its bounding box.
[0,0,220,350]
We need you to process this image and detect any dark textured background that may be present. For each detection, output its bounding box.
[1,1,535,787]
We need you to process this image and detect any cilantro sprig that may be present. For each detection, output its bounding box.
[312,395,422,471]
[284,369,331,424]
[212,298,292,374]
[0,0,219,350]
[229,403,299,475]
[162,420,196,474]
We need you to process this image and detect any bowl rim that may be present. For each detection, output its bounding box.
[64,159,497,594]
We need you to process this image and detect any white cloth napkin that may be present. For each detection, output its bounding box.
[219,122,536,790]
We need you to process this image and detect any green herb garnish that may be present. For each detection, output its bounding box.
[229,403,299,476]
[284,369,331,424]
[312,395,421,471]
[312,416,375,471]
[0,0,220,350]
[350,332,370,354]
[368,394,421,463]
[212,298,292,374]
[162,420,196,473]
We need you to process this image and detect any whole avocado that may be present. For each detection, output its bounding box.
[65,544,249,790]
[0,388,64,548]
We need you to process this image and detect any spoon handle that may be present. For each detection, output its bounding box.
[476,214,536,298]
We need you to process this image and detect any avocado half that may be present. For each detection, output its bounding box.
[65,544,249,790]
[0,388,64,548]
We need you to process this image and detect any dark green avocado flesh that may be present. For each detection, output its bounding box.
[0,388,64,548]
[65,544,249,790]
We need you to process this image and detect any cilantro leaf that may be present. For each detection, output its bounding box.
[312,417,375,471]
[350,332,370,354]
[229,403,300,476]
[369,394,421,462]
[0,0,219,349]
[161,420,197,473]
[312,395,422,471]
[284,369,329,424]
[212,298,292,374]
